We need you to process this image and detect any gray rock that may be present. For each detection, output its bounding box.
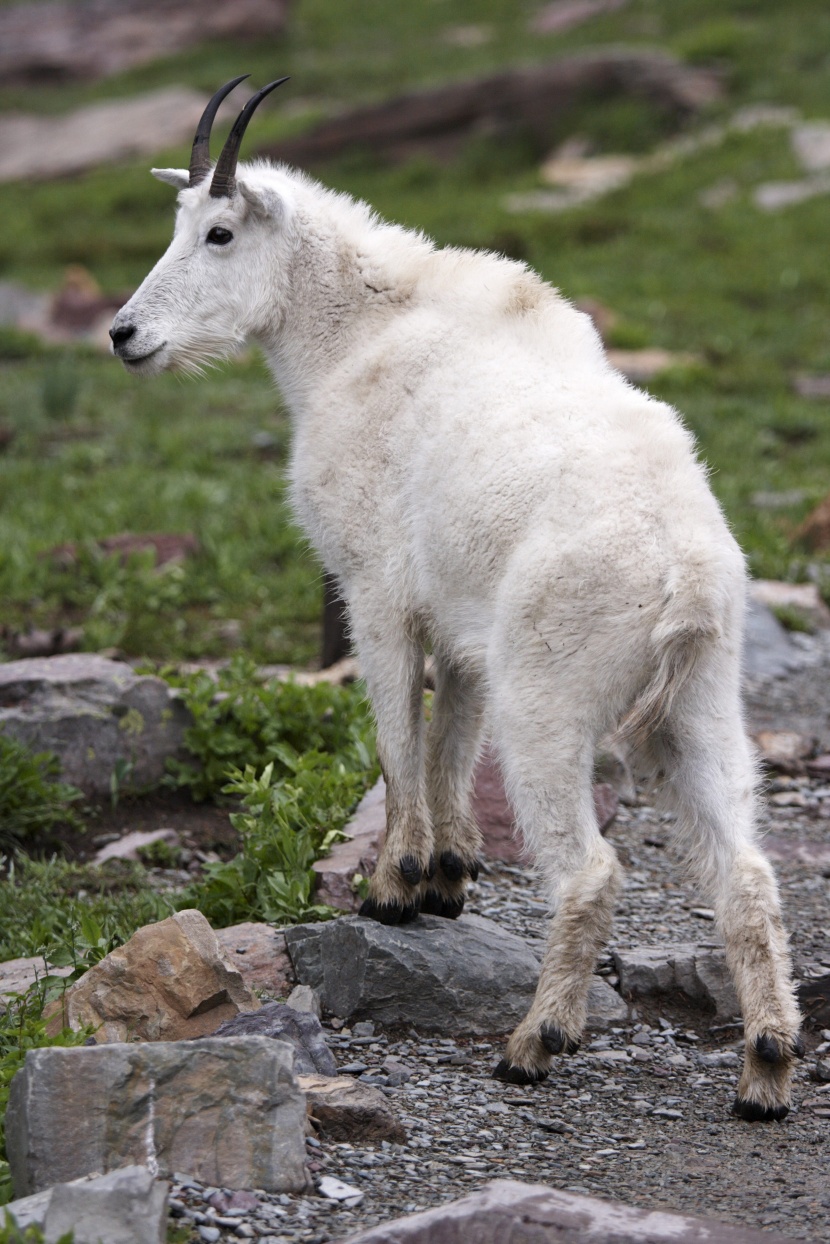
[43,1166,167,1244]
[586,977,629,1030]
[286,983,322,1019]
[211,1001,338,1076]
[743,599,807,680]
[5,1037,309,1197]
[336,1178,802,1243]
[612,944,739,1020]
[2,1186,53,1233]
[0,654,189,798]
[284,914,541,1035]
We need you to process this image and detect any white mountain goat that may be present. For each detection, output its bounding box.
[111,77,804,1120]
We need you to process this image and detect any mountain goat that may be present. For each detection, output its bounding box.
[111,77,804,1120]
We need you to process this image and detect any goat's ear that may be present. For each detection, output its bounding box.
[238,180,285,224]
[151,168,190,190]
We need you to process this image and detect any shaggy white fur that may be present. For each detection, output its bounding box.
[112,155,803,1119]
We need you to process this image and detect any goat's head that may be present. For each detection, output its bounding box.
[111,76,291,375]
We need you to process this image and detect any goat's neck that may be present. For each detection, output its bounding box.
[257,201,385,414]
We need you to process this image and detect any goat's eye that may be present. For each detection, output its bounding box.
[206,226,233,246]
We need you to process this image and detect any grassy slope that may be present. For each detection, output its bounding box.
[1,0,830,663]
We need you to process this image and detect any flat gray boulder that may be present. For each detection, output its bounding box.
[0,654,189,798]
[337,1178,803,1243]
[5,1037,309,1197]
[286,915,524,1035]
[286,914,627,1036]
[613,943,739,1020]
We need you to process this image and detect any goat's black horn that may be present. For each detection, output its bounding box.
[189,75,250,188]
[209,77,289,200]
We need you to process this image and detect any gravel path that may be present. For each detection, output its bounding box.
[169,631,830,1243]
[170,813,829,1243]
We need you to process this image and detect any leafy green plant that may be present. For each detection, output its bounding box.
[40,359,81,422]
[0,855,173,962]
[0,736,84,849]
[164,656,376,802]
[184,741,376,927]
[0,1216,73,1242]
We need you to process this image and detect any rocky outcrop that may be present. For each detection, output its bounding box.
[0,654,189,799]
[5,1037,309,1197]
[48,909,260,1043]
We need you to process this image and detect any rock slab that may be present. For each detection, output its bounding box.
[613,943,739,1020]
[285,914,540,1035]
[5,1037,309,1197]
[0,654,189,798]
[212,1001,338,1076]
[335,1178,804,1243]
[44,1165,167,1244]
[49,908,259,1043]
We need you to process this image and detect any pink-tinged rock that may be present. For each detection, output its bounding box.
[750,579,830,631]
[48,909,259,1043]
[214,922,295,997]
[764,836,830,874]
[315,758,620,902]
[313,780,387,911]
[472,749,618,862]
[334,1179,803,1244]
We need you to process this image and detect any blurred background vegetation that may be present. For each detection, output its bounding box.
[1,0,830,667]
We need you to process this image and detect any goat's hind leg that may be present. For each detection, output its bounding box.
[355,619,433,925]
[493,734,624,1084]
[422,657,485,919]
[659,687,804,1120]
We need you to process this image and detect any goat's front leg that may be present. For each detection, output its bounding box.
[354,617,432,925]
[421,656,485,919]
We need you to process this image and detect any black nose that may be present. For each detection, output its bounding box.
[110,324,136,348]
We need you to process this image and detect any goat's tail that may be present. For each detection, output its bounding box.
[614,563,726,749]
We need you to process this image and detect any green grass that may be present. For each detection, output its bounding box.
[1,0,830,652]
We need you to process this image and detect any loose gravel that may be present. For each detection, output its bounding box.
[169,632,830,1243]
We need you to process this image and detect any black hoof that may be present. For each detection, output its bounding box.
[438,850,480,883]
[540,1024,580,1056]
[732,1096,789,1123]
[420,889,465,919]
[439,851,465,882]
[792,1033,806,1059]
[755,1034,781,1064]
[493,1058,548,1085]
[398,855,423,887]
[359,896,420,925]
